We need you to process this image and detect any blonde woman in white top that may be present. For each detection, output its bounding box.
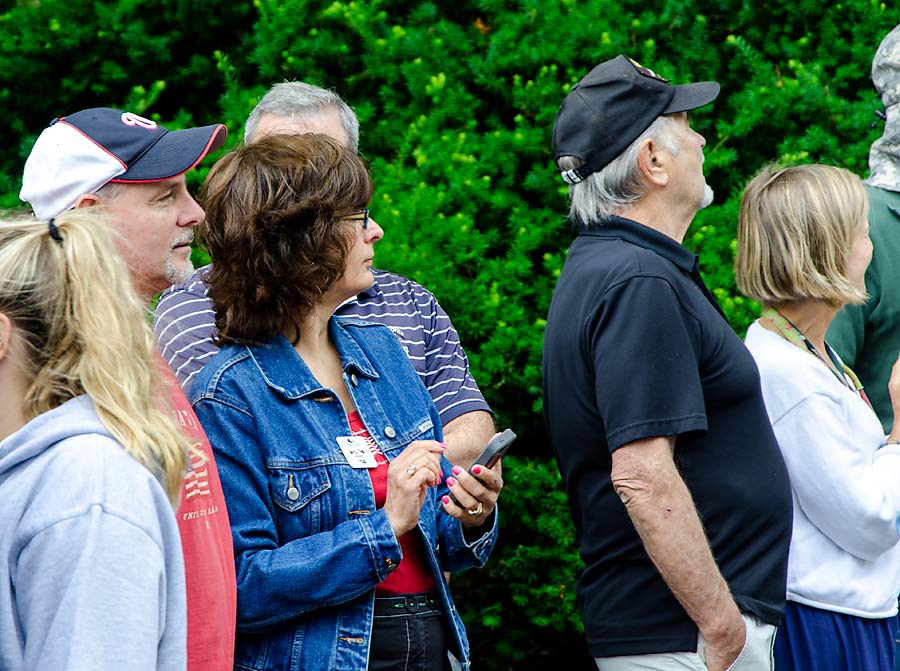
[736,163,900,671]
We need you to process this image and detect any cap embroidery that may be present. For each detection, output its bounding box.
[120,112,158,131]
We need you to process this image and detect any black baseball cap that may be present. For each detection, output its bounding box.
[21,107,227,219]
[552,56,720,184]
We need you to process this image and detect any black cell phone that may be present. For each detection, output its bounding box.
[472,428,516,469]
[446,429,516,508]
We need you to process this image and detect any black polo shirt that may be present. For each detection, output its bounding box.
[542,216,792,658]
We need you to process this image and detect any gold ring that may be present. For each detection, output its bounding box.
[406,464,417,477]
[466,501,484,516]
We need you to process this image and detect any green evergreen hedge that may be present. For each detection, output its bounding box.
[3,1,897,667]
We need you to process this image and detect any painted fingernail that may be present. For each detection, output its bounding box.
[472,465,483,475]
[446,477,456,487]
[451,465,462,475]
[438,442,448,449]
[442,496,451,505]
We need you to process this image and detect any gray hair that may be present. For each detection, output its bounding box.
[244,81,360,152]
[558,115,681,228]
[94,181,125,201]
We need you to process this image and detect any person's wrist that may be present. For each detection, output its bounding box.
[384,506,409,538]
[699,606,744,645]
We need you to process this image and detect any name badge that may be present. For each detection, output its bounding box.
[337,436,378,469]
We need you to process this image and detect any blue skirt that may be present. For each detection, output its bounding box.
[774,601,897,671]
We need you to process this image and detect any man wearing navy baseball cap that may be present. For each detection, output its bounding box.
[21,107,227,300]
[542,57,792,671]
[20,108,237,671]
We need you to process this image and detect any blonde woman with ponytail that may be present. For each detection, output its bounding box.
[0,210,189,671]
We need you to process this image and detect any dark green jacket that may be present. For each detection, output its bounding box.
[828,186,900,432]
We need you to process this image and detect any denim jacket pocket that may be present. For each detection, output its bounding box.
[376,417,437,458]
[268,461,332,537]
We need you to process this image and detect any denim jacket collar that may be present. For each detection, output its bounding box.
[247,318,381,400]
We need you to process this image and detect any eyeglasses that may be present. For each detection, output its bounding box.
[342,208,369,230]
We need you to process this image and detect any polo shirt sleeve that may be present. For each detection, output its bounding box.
[419,290,492,424]
[590,275,708,451]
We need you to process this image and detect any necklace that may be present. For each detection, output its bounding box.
[759,307,870,407]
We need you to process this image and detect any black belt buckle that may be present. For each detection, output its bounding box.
[374,592,438,617]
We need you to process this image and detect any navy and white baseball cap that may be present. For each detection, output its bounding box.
[20,107,227,219]
[552,56,719,184]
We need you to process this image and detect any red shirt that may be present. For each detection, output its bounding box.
[160,362,236,671]
[347,411,435,594]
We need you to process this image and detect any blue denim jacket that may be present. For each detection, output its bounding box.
[190,317,497,671]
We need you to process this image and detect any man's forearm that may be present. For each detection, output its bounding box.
[441,410,495,466]
[611,437,744,649]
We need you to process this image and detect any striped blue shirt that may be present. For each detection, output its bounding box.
[153,266,490,425]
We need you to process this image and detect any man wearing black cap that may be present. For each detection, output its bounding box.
[20,108,237,671]
[542,57,792,671]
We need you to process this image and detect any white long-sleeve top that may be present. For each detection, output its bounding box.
[746,321,900,617]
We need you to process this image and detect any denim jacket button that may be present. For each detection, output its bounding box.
[350,373,359,386]
[287,486,300,501]
[384,426,396,438]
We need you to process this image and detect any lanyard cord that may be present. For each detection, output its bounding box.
[759,307,870,406]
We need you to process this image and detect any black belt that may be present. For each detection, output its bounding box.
[373,592,440,617]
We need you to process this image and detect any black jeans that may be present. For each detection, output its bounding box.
[368,593,449,671]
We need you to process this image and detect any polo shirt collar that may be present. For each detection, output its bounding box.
[579,216,700,275]
[360,271,382,299]
[334,271,380,311]
[580,216,725,318]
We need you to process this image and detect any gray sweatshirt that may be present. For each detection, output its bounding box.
[0,394,186,671]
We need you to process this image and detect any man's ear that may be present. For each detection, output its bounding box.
[74,193,102,209]
[0,314,13,362]
[637,138,669,188]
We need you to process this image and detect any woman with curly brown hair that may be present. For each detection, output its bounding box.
[190,133,502,671]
